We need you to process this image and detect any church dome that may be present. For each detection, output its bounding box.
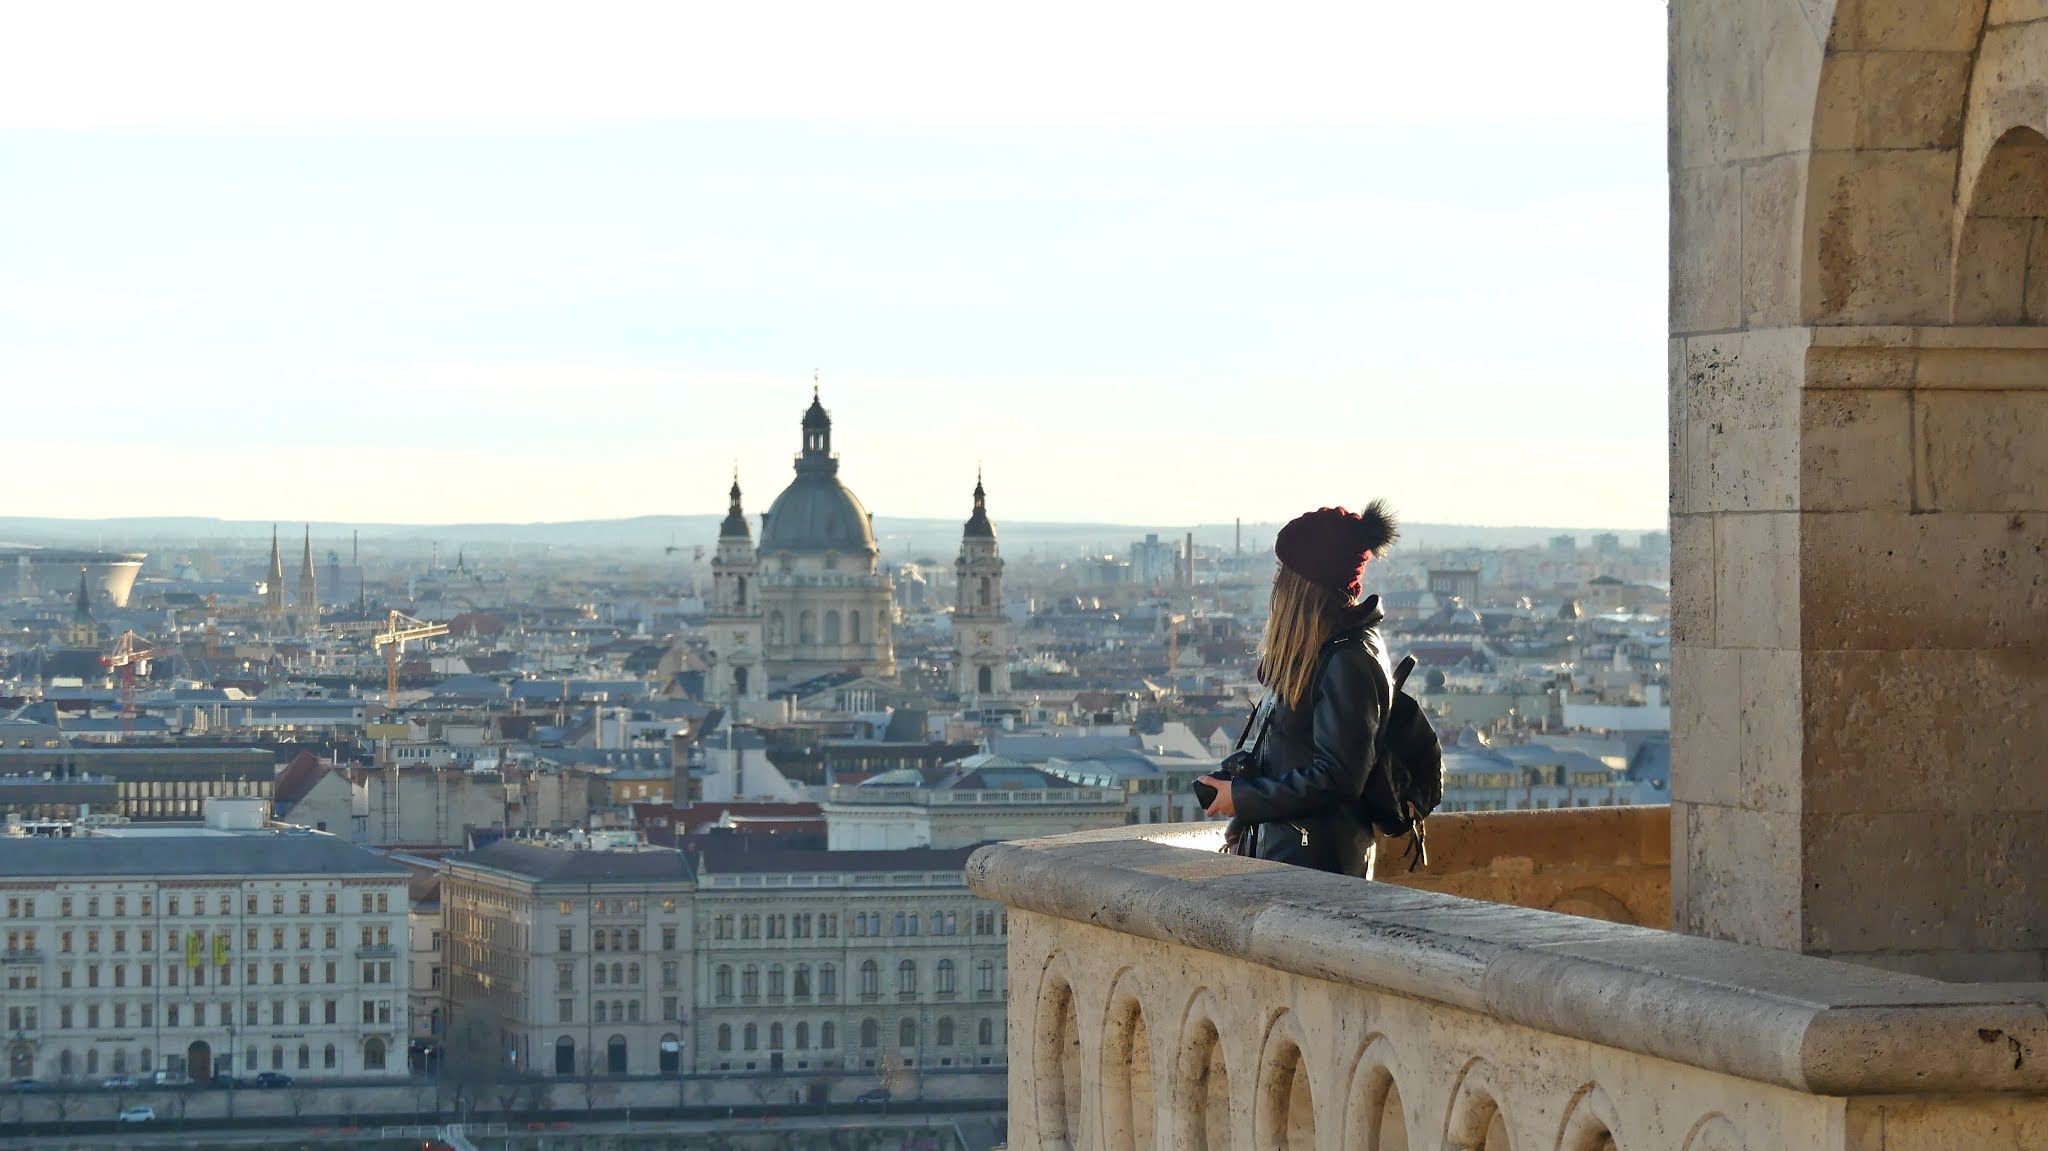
[761,474,877,554]
[759,385,878,555]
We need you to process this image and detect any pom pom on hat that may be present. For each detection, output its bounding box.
[1274,501,1398,599]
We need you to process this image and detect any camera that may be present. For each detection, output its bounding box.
[1192,752,1250,809]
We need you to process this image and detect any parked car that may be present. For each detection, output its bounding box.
[100,1075,141,1090]
[9,1078,46,1093]
[151,1071,192,1088]
[117,1105,156,1123]
[252,1071,293,1088]
[854,1087,892,1104]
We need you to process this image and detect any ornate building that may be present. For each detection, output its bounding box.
[951,474,1010,700]
[707,388,895,703]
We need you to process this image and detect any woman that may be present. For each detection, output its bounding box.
[1198,503,1396,877]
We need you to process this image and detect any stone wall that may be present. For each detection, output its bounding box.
[1375,806,1670,927]
[1672,0,2048,980]
[972,826,2048,1150]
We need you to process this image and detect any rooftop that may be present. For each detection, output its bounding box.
[0,832,407,878]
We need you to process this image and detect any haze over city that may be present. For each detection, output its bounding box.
[1,1,1667,531]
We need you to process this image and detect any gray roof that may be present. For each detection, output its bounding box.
[0,833,407,878]
[449,840,694,885]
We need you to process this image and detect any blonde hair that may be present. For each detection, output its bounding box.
[1258,564,1351,710]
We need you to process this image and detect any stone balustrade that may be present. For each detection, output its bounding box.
[969,823,2048,1150]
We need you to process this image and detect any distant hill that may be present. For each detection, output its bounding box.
[0,515,1665,559]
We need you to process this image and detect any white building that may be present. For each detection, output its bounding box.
[821,758,1127,851]
[0,823,411,1084]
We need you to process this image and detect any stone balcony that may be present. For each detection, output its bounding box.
[968,816,2048,1150]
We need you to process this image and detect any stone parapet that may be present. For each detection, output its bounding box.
[1374,806,1670,927]
[972,825,2048,1149]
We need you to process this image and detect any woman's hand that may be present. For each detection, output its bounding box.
[1199,775,1236,818]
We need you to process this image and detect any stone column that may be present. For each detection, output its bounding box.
[1670,0,2048,981]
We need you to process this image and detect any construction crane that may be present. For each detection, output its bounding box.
[371,611,447,843]
[372,610,449,719]
[101,630,165,735]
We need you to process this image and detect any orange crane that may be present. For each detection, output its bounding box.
[101,630,165,735]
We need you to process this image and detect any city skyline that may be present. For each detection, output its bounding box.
[1,2,1667,529]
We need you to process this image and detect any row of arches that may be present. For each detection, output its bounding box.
[1036,966,1749,1151]
[553,1033,680,1076]
[713,1015,996,1053]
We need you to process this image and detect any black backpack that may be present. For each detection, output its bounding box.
[1357,650,1444,871]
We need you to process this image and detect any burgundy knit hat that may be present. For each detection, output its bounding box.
[1275,501,1398,600]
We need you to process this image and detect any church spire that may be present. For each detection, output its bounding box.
[720,467,752,539]
[963,469,996,539]
[73,566,92,622]
[297,524,319,628]
[264,525,286,617]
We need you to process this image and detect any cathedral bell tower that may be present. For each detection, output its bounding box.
[708,471,765,707]
[952,472,1010,699]
[294,524,319,635]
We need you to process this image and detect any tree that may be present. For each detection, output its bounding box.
[577,1053,615,1114]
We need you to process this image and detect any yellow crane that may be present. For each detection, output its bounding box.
[372,610,449,714]
[371,611,447,843]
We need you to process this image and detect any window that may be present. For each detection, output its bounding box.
[821,1022,836,1050]
[715,965,733,1001]
[977,960,995,994]
[716,1025,732,1052]
[298,1045,310,1071]
[978,1018,995,1045]
[559,928,574,952]
[324,893,336,915]
[559,999,574,1024]
[769,1022,783,1049]
[936,959,956,994]
[595,964,608,986]
[741,965,759,999]
[860,960,879,997]
[897,960,917,995]
[819,964,837,998]
[661,927,677,950]
[325,1000,337,1025]
[627,929,640,950]
[860,1019,878,1048]
[594,931,607,953]
[768,964,784,999]
[298,895,309,915]
[793,964,811,998]
[558,963,575,992]
[661,961,678,990]
[323,1044,336,1070]
[627,1001,640,1023]
[899,1019,917,1048]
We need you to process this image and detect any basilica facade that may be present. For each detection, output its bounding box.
[706,389,1010,708]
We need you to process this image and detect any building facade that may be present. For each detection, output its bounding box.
[689,840,1008,1102]
[440,840,695,1080]
[0,832,410,1084]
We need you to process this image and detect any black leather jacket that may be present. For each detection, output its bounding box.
[1227,597,1391,877]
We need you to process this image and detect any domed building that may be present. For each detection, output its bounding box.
[707,388,896,703]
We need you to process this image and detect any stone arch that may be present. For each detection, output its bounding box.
[1254,1010,1317,1151]
[1342,1034,1411,1151]
[799,610,817,645]
[1680,1114,1746,1151]
[1171,989,1232,1151]
[849,610,862,643]
[1951,127,2048,324]
[1802,0,1989,325]
[1099,972,1155,1151]
[1443,1057,1512,1151]
[1556,1083,1623,1151]
[978,665,994,694]
[1033,960,1084,1150]
[1546,886,1636,924]
[825,609,841,644]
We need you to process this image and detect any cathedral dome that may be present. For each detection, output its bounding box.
[759,385,878,555]
[761,474,877,555]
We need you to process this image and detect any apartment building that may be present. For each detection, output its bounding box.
[0,830,410,1084]
[440,839,694,1080]
[689,837,1008,1098]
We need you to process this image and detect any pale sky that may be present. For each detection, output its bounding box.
[0,2,1668,530]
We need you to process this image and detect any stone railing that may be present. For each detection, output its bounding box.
[969,824,2048,1150]
[1374,806,1670,927]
